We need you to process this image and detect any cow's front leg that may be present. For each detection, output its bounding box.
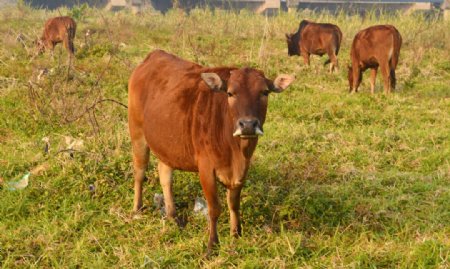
[370,67,378,94]
[227,187,242,237]
[199,164,221,252]
[301,52,310,66]
[380,62,391,94]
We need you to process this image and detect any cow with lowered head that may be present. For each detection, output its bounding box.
[128,50,294,252]
[348,25,402,94]
[36,16,76,57]
[286,20,342,73]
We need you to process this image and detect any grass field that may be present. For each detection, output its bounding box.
[0,4,449,268]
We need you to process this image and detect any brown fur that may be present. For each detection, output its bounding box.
[128,50,293,252]
[37,16,76,56]
[348,25,402,94]
[286,20,343,72]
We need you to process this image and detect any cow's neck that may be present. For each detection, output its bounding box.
[209,105,259,188]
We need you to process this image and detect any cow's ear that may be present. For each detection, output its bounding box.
[270,74,295,93]
[201,73,225,92]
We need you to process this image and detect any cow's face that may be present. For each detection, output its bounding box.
[202,69,294,139]
[285,33,299,56]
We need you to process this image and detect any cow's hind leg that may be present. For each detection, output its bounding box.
[327,49,338,73]
[131,135,150,211]
[351,66,362,93]
[380,62,391,94]
[158,161,176,220]
[227,187,242,237]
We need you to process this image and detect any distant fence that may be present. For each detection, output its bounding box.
[286,0,446,14]
[287,0,444,3]
[21,0,449,13]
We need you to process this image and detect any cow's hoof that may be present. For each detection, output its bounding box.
[203,246,219,259]
[174,216,187,228]
[132,205,146,212]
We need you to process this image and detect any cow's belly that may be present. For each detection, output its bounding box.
[312,48,326,56]
[361,57,379,69]
[142,102,198,172]
[144,128,198,171]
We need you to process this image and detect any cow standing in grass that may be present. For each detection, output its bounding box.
[128,50,294,252]
[348,25,402,94]
[286,20,343,73]
[36,16,76,57]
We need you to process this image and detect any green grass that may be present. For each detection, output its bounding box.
[0,5,449,268]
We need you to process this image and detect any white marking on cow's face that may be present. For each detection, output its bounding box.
[233,126,262,138]
[255,126,264,136]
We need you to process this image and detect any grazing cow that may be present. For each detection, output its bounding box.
[286,20,342,73]
[348,25,402,94]
[37,16,76,56]
[128,50,294,252]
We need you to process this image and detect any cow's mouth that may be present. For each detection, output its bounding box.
[239,135,258,139]
[232,126,264,138]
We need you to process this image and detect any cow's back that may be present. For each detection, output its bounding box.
[301,22,342,54]
[44,16,76,41]
[351,25,400,65]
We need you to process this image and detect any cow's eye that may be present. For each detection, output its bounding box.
[262,90,270,96]
[227,92,233,97]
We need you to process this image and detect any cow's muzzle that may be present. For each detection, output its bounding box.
[233,118,263,138]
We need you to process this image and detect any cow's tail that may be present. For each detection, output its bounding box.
[66,22,76,54]
[390,28,402,69]
[334,27,343,56]
[389,28,402,90]
[68,31,75,54]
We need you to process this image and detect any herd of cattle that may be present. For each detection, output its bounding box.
[285,19,402,94]
[37,15,403,252]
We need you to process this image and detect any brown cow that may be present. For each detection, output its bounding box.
[348,25,402,94]
[37,16,76,56]
[286,20,342,73]
[128,50,294,252]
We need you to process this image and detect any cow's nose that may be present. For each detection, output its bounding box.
[233,118,263,137]
[238,119,258,130]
